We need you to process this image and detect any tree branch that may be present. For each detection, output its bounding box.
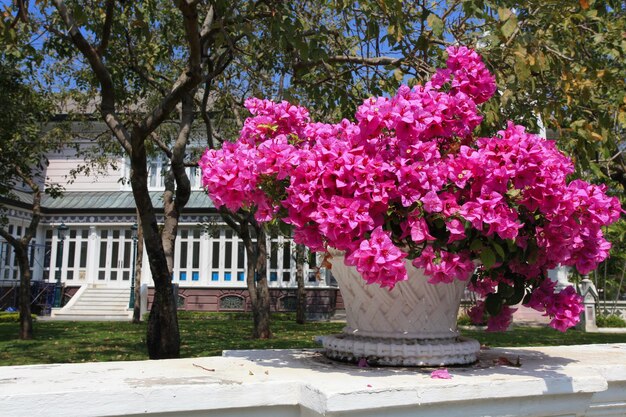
[201,80,216,149]
[199,5,215,45]
[148,132,173,159]
[96,0,115,56]
[52,0,132,154]
[9,0,29,29]
[0,228,18,248]
[14,167,41,244]
[134,0,203,137]
[124,28,169,96]
[543,44,575,62]
[218,207,243,235]
[294,55,404,71]
[171,92,194,210]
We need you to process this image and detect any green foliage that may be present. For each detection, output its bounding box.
[2,1,623,174]
[596,314,626,328]
[457,311,486,326]
[0,57,69,234]
[2,2,624,313]
[0,312,37,323]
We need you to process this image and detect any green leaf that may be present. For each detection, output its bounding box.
[514,58,531,82]
[498,7,512,21]
[505,283,526,306]
[501,15,518,38]
[492,242,505,259]
[498,283,515,299]
[394,68,404,82]
[427,13,444,38]
[480,247,496,269]
[485,293,503,316]
[278,221,292,236]
[470,239,483,251]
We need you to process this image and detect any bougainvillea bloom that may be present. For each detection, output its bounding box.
[200,45,622,332]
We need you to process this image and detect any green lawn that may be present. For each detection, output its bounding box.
[1,313,625,366]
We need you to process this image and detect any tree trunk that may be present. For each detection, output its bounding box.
[130,127,180,359]
[295,243,306,324]
[0,171,40,340]
[132,211,144,324]
[15,244,33,340]
[52,0,204,360]
[239,218,271,339]
[146,279,179,359]
[252,226,271,338]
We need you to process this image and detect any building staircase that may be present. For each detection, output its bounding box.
[51,286,132,321]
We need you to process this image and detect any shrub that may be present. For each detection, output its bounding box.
[457,311,486,326]
[596,314,626,328]
[0,312,38,323]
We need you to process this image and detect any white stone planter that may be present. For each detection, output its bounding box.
[322,251,480,366]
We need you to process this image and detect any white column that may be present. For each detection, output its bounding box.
[31,225,45,282]
[141,244,153,286]
[50,232,59,284]
[200,230,210,285]
[548,265,573,292]
[85,226,98,286]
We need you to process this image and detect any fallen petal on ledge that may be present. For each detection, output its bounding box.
[430,369,452,379]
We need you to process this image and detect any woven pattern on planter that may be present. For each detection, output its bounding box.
[329,253,468,340]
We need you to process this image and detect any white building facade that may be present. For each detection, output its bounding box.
[0,128,338,316]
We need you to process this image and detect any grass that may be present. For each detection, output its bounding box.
[1,313,626,366]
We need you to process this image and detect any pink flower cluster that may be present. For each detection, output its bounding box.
[526,279,584,332]
[200,46,623,332]
[345,227,408,288]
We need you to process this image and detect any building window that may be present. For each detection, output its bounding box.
[0,224,22,280]
[267,234,295,287]
[148,157,166,189]
[280,296,297,311]
[175,228,201,284]
[144,157,202,191]
[219,295,244,310]
[96,227,134,284]
[42,229,52,281]
[65,228,89,282]
[209,227,245,285]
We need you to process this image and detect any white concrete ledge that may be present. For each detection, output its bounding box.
[2,344,626,417]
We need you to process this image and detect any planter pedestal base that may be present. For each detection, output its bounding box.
[322,334,480,366]
[326,250,480,367]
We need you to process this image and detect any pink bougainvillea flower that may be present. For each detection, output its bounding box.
[430,369,452,379]
[486,305,517,332]
[346,227,408,289]
[200,45,622,330]
[525,279,583,332]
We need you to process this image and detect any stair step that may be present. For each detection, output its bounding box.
[61,309,129,314]
[51,313,131,321]
[55,286,132,321]
[70,305,129,310]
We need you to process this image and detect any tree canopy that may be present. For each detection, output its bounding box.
[2,0,624,344]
